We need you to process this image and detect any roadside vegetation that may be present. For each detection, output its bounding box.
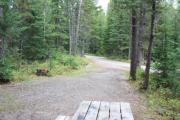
[0,0,179,120]
[0,51,87,83]
[95,0,179,119]
[131,68,180,120]
[102,1,180,119]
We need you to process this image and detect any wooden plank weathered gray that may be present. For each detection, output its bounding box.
[84,101,100,120]
[55,115,70,120]
[97,102,110,120]
[109,102,121,120]
[57,101,134,120]
[71,101,91,120]
[55,115,66,120]
[121,102,134,120]
[64,116,71,120]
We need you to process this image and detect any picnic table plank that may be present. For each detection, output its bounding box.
[64,116,71,120]
[84,101,100,120]
[56,101,134,120]
[121,102,134,120]
[97,102,110,120]
[109,102,121,120]
[55,115,66,120]
[71,101,91,120]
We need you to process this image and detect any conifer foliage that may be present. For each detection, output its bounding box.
[0,0,102,82]
[0,0,179,95]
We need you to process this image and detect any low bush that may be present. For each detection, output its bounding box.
[148,89,180,120]
[0,54,16,83]
[135,68,180,120]
[0,51,88,83]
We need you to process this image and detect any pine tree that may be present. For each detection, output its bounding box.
[104,0,130,58]
[152,2,179,94]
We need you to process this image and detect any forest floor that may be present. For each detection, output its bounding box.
[0,55,151,120]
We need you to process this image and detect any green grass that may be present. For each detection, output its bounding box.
[10,53,88,82]
[147,89,180,120]
[130,69,180,120]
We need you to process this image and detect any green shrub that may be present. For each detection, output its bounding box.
[137,68,145,80]
[0,56,14,82]
[0,50,88,82]
[64,56,79,69]
[148,89,180,120]
[133,68,180,119]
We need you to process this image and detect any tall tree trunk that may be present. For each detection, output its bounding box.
[0,39,3,59]
[130,8,138,80]
[75,0,83,55]
[174,15,178,49]
[80,39,85,57]
[55,18,60,49]
[137,2,146,66]
[72,7,76,55]
[43,7,46,42]
[0,7,4,58]
[69,13,72,55]
[69,0,83,55]
[68,1,74,55]
[143,0,156,89]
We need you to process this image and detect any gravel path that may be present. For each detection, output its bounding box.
[0,56,147,120]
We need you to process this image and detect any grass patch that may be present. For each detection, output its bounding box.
[148,89,180,120]
[131,69,180,120]
[10,53,88,82]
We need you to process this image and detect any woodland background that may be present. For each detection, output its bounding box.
[0,0,179,119]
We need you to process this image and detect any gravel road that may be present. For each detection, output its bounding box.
[0,56,147,120]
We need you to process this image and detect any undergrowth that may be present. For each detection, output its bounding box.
[2,52,88,82]
[133,69,180,120]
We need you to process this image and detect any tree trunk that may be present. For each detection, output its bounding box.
[75,0,83,55]
[69,14,72,55]
[137,3,146,66]
[72,7,76,55]
[130,8,138,80]
[143,0,156,89]
[68,1,74,55]
[68,0,83,55]
[0,7,3,58]
[80,39,85,57]
[174,15,178,49]
[0,39,3,58]
[43,8,46,42]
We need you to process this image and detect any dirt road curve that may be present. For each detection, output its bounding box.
[0,56,147,120]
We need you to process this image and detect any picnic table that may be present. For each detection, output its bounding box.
[56,101,134,120]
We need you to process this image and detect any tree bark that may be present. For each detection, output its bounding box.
[0,39,3,58]
[68,0,83,55]
[143,0,156,89]
[68,0,74,55]
[43,7,46,42]
[0,7,3,58]
[75,0,83,55]
[137,2,146,66]
[54,0,60,49]
[130,8,138,80]
[69,11,72,55]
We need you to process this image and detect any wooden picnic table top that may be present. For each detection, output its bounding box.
[71,101,134,120]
